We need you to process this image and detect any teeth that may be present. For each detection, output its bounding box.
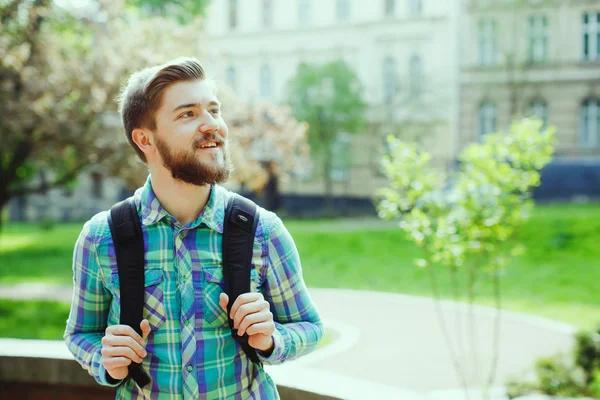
[200,143,217,148]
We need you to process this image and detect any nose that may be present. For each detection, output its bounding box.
[199,111,219,134]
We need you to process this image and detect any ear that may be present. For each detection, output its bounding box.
[132,128,155,158]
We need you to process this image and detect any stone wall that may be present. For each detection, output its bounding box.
[0,339,339,400]
[8,171,127,223]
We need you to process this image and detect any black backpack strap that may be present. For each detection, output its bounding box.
[222,194,261,364]
[107,198,152,388]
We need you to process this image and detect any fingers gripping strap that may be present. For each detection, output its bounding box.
[222,195,261,364]
[108,199,151,388]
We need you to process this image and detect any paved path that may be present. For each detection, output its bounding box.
[0,283,74,303]
[0,284,577,399]
[272,289,576,399]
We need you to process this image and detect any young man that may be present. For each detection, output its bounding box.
[64,57,323,399]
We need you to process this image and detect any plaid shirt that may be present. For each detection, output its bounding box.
[64,177,323,399]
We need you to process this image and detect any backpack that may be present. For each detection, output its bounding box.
[107,194,260,388]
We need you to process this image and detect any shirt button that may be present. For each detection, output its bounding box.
[185,319,190,326]
[187,365,193,372]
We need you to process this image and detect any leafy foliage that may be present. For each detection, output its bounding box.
[287,61,366,146]
[286,60,366,192]
[0,0,204,205]
[127,0,211,24]
[0,0,308,225]
[377,118,556,272]
[507,327,600,398]
[376,117,557,390]
[218,85,310,192]
[0,299,71,340]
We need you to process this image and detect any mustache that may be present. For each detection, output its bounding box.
[192,134,225,149]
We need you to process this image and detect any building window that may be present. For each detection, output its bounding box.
[226,66,237,92]
[298,0,311,25]
[529,100,548,129]
[528,15,549,63]
[383,56,396,102]
[384,0,395,16]
[582,12,600,61]
[478,19,497,65]
[62,187,74,197]
[262,0,273,28]
[479,102,497,136]
[330,133,351,182]
[409,55,423,98]
[91,172,104,199]
[408,0,422,16]
[39,171,48,195]
[336,0,351,22]
[580,98,600,148]
[229,0,238,29]
[259,64,272,98]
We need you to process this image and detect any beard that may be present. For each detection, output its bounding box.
[155,133,232,187]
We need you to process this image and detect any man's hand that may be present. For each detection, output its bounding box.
[219,293,275,354]
[101,319,151,381]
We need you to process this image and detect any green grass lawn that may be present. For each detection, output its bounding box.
[0,222,82,284]
[292,204,600,330]
[1,203,599,333]
[0,299,72,340]
[0,298,336,346]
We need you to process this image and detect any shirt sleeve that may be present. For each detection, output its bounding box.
[258,215,324,365]
[63,219,122,387]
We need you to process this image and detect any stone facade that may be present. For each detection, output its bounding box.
[0,339,338,400]
[459,0,600,157]
[202,0,462,197]
[9,1,599,222]
[8,170,126,223]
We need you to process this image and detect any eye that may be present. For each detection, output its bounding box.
[210,108,220,115]
[181,111,195,118]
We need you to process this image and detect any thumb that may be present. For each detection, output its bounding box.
[219,293,229,312]
[140,319,151,341]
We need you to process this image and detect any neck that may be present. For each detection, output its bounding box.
[149,167,212,226]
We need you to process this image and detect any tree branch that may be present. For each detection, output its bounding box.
[450,266,469,387]
[467,257,482,388]
[10,161,87,197]
[26,0,50,47]
[9,136,119,198]
[1,136,33,187]
[424,243,471,399]
[1,0,50,108]
[0,0,26,25]
[486,270,502,392]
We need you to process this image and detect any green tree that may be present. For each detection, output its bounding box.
[217,86,310,212]
[0,0,203,232]
[0,0,308,230]
[287,60,366,212]
[377,118,556,396]
[128,0,211,24]
[507,327,600,398]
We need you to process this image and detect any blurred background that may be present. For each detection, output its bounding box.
[3,0,599,223]
[1,0,600,399]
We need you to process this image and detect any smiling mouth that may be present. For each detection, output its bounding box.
[197,142,220,149]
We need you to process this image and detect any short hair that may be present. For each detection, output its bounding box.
[117,57,206,163]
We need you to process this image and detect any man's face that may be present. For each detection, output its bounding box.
[152,79,231,187]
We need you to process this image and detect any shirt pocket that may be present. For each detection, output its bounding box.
[202,264,260,329]
[109,268,167,332]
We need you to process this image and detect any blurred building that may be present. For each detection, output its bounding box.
[460,0,600,201]
[205,0,600,208]
[203,0,462,203]
[8,0,599,223]
[8,170,124,223]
